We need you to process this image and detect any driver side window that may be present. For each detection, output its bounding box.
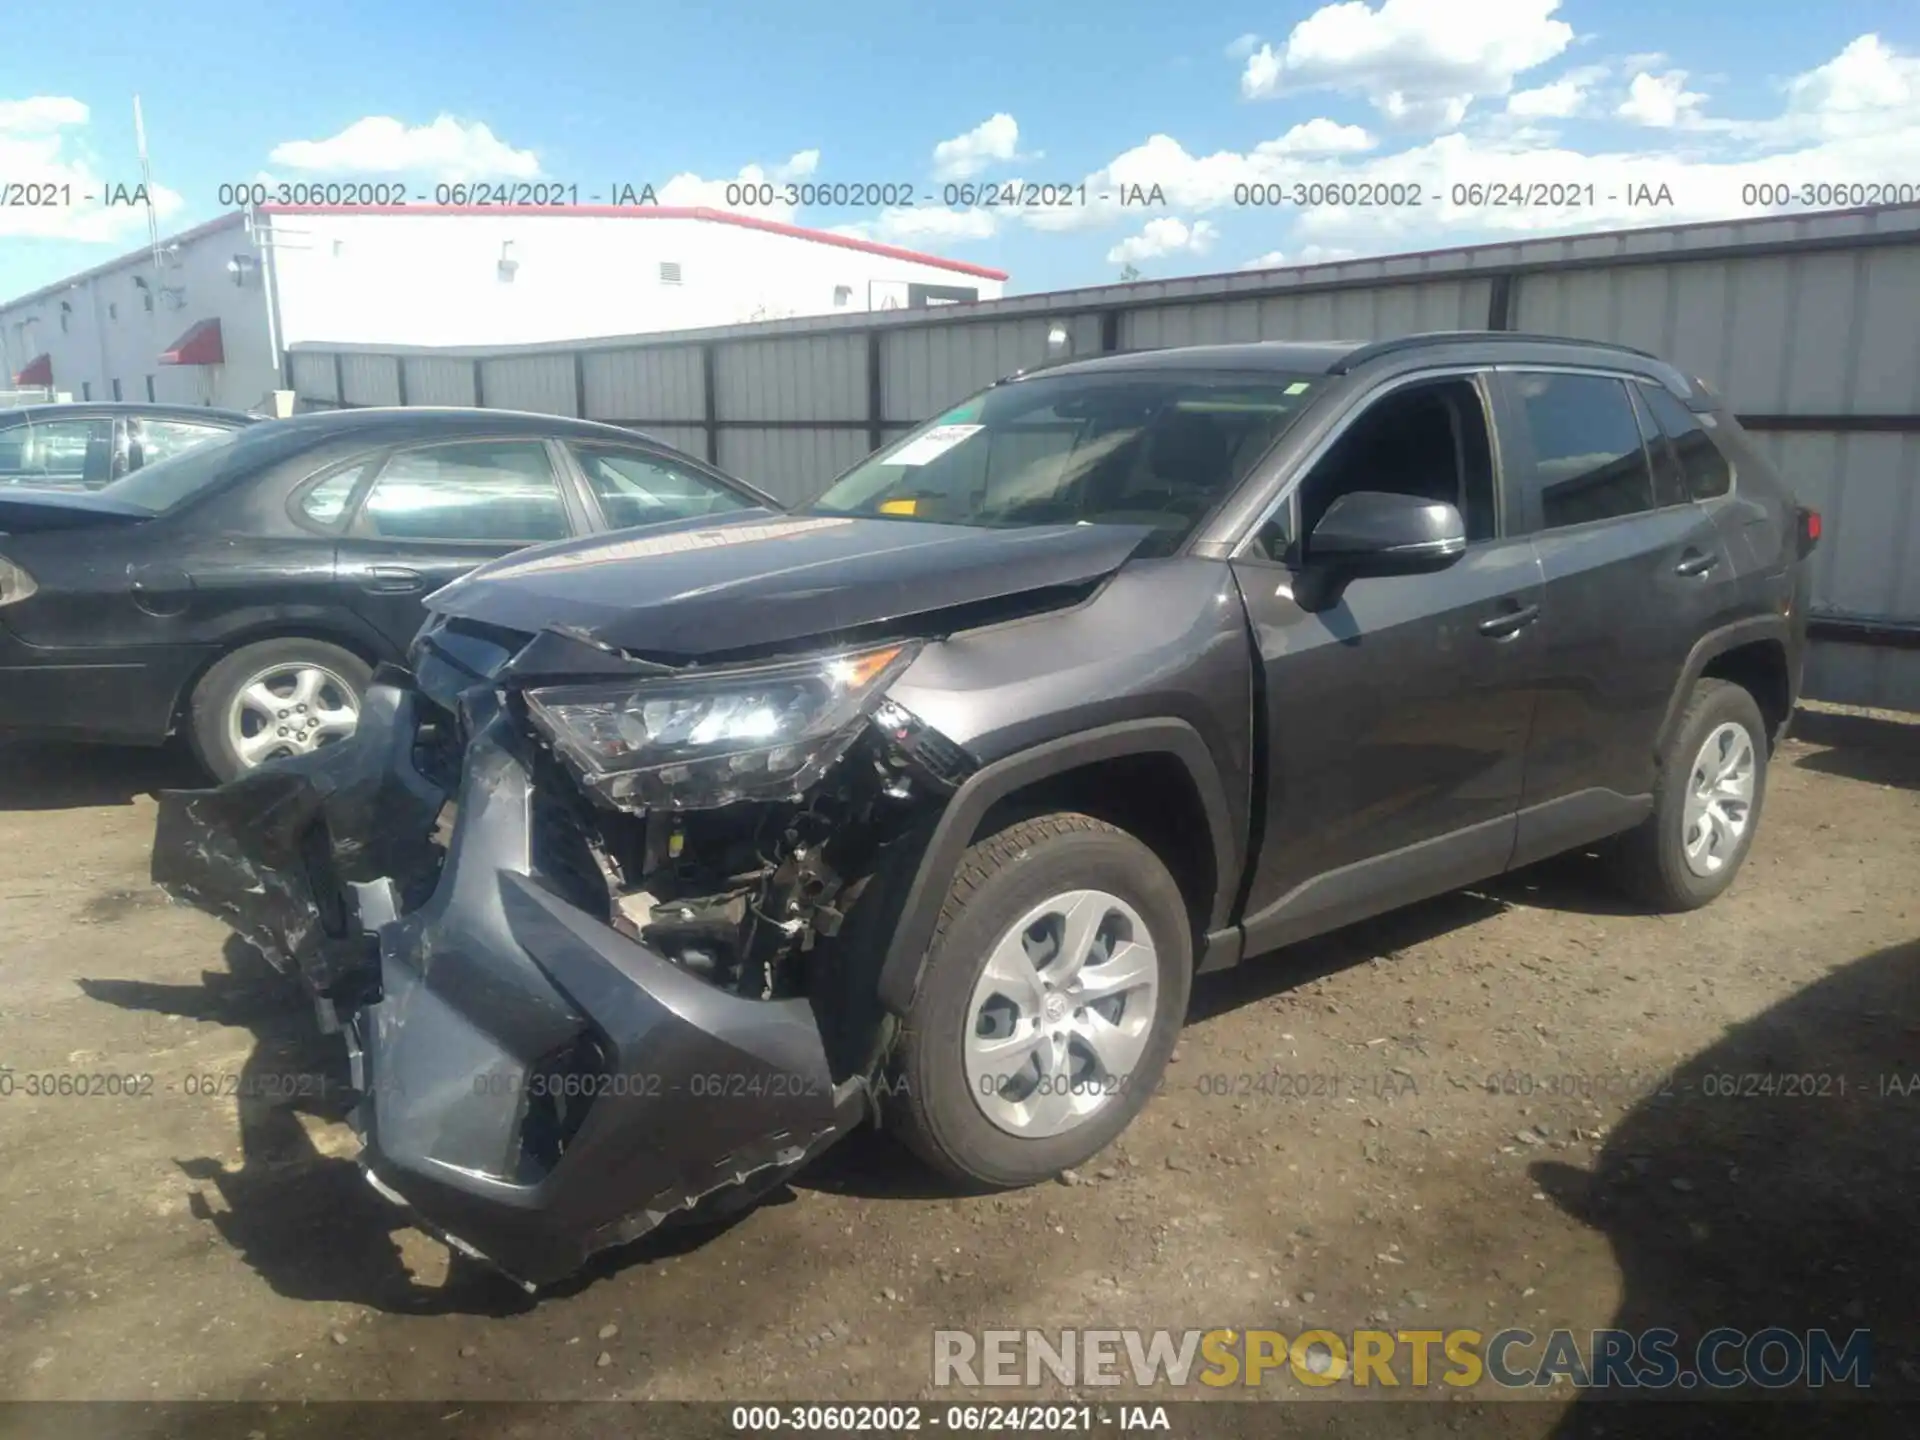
[1254,377,1497,564]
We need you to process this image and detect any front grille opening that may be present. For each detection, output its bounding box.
[517,1031,611,1181]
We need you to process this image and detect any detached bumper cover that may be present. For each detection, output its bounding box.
[152,670,858,1288]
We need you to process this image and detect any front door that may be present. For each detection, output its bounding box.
[331,437,583,653]
[1228,372,1546,954]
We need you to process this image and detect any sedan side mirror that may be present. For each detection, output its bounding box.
[1308,490,1466,576]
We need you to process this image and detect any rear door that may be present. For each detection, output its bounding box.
[1496,368,1747,865]
[331,436,587,652]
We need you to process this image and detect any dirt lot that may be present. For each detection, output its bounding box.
[1,705,1916,1435]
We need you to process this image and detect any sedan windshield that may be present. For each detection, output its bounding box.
[805,369,1320,554]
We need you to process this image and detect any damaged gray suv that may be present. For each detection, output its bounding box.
[152,333,1819,1289]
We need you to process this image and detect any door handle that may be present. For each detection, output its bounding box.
[1674,548,1720,577]
[359,565,425,594]
[1477,602,1540,638]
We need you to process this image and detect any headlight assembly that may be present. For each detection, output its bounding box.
[524,641,920,809]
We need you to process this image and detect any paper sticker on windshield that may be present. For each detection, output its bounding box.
[1285,381,1311,395]
[885,423,983,467]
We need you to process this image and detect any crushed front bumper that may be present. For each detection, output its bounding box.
[152,669,861,1289]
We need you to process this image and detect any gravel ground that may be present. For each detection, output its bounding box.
[0,704,1915,1438]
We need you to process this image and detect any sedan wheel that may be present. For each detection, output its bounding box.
[228,661,362,769]
[187,637,374,783]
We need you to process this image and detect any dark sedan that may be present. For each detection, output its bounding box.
[0,402,259,489]
[0,407,774,779]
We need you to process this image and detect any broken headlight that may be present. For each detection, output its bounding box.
[524,641,920,810]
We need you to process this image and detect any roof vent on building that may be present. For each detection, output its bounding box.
[659,261,683,286]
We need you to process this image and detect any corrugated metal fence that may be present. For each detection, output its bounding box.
[288,204,1920,711]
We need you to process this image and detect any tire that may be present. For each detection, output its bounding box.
[187,637,373,783]
[884,813,1192,1189]
[1613,678,1769,912]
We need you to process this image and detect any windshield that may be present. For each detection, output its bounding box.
[96,423,275,513]
[806,369,1320,554]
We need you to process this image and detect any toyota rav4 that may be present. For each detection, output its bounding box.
[151,332,1821,1290]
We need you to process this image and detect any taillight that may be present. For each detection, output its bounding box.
[0,555,37,606]
[1796,506,1821,559]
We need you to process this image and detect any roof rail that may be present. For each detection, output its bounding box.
[1329,330,1664,373]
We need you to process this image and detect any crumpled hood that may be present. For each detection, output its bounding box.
[424,508,1152,661]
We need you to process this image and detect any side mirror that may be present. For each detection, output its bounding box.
[1308,490,1466,576]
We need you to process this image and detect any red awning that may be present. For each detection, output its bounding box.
[158,317,224,366]
[12,353,52,386]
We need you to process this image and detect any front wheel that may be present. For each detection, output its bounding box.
[187,637,372,783]
[1613,677,1769,911]
[885,813,1191,1188]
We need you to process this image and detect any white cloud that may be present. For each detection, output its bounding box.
[0,94,185,244]
[994,31,1920,275]
[1107,216,1219,266]
[269,115,540,180]
[1225,33,1263,60]
[0,96,89,132]
[1239,0,1574,128]
[931,114,1026,181]
[1258,118,1377,154]
[658,150,826,222]
[1506,65,1605,118]
[1616,70,1706,127]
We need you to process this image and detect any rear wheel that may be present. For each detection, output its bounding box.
[187,637,371,783]
[1613,678,1768,911]
[885,813,1191,1188]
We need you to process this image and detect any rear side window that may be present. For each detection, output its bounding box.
[1641,384,1733,500]
[1628,386,1690,508]
[1511,373,1655,530]
[359,440,571,543]
[570,444,753,529]
[134,417,237,466]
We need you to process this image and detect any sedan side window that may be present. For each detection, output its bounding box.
[134,418,236,467]
[570,444,754,529]
[357,440,570,542]
[0,418,115,486]
[1512,373,1656,530]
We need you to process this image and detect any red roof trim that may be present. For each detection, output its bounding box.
[159,317,225,366]
[257,204,1010,281]
[13,352,52,386]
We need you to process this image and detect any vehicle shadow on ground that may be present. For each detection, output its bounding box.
[0,739,203,811]
[1533,936,1920,1434]
[1789,707,1920,791]
[801,886,1519,1206]
[76,933,780,1314]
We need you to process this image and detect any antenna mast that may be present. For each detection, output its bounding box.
[133,95,162,276]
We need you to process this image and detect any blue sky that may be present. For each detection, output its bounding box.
[4,0,1918,302]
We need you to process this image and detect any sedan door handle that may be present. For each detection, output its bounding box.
[1477,602,1541,639]
[1674,548,1720,577]
[359,565,425,594]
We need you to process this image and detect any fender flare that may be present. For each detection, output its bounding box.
[1654,614,1794,756]
[874,717,1238,1016]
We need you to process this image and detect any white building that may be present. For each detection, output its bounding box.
[0,205,1007,412]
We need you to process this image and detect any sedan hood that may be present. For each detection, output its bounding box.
[425,509,1152,661]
